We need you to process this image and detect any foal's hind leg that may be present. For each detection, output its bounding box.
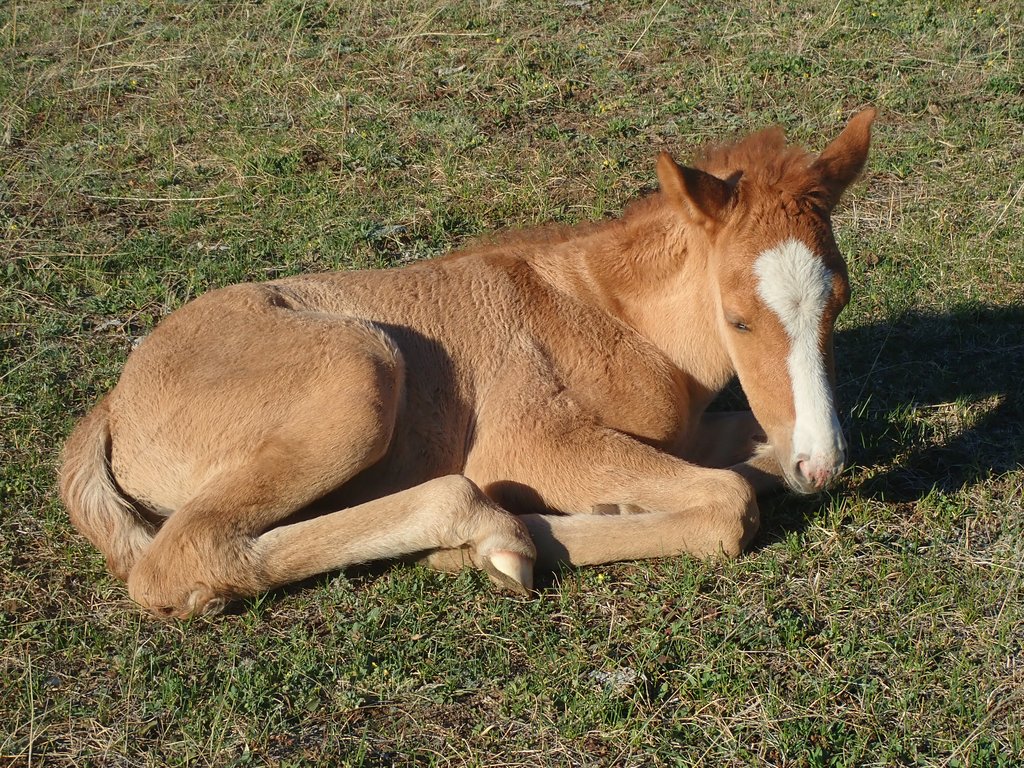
[121,306,534,617]
[252,475,535,596]
[129,472,534,617]
[115,303,409,615]
[124,318,405,617]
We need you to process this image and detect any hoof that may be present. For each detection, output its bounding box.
[136,586,229,620]
[190,591,228,617]
[482,550,534,596]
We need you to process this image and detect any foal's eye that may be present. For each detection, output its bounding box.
[732,321,751,333]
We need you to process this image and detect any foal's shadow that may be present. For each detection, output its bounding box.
[757,302,1024,544]
[837,302,1024,500]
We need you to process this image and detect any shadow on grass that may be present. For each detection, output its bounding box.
[837,302,1024,503]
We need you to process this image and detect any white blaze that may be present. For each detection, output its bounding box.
[754,239,845,466]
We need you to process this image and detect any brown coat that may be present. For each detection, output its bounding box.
[60,110,875,617]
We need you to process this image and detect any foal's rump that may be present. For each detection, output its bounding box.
[100,282,406,530]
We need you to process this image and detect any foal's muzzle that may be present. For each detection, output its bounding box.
[789,450,846,494]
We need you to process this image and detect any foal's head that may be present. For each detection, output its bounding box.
[659,109,876,494]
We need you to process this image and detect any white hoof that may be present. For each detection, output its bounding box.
[482,550,534,596]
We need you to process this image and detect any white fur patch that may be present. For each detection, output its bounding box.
[754,239,845,465]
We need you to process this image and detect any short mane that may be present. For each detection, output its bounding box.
[696,127,826,205]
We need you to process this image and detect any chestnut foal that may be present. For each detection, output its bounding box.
[60,110,875,617]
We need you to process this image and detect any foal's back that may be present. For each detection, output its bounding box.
[106,245,686,517]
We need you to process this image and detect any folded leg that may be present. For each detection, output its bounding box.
[129,473,535,618]
[464,385,761,570]
[687,410,786,494]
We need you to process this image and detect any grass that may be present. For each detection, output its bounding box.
[2,0,1022,765]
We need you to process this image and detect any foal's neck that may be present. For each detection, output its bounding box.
[530,198,736,406]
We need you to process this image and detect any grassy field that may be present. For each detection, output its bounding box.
[2,0,1023,765]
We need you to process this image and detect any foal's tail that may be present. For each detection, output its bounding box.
[58,397,154,581]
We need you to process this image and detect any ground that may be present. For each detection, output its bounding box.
[1,1,1022,766]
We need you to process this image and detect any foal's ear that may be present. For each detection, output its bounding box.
[657,151,734,225]
[811,108,877,207]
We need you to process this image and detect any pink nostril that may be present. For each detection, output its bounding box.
[797,459,820,486]
[797,460,833,489]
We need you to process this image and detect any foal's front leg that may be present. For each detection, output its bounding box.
[466,411,761,569]
[687,410,787,495]
[524,436,760,568]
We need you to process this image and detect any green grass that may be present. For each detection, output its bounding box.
[2,0,1023,765]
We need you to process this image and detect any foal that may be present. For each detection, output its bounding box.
[60,110,875,617]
